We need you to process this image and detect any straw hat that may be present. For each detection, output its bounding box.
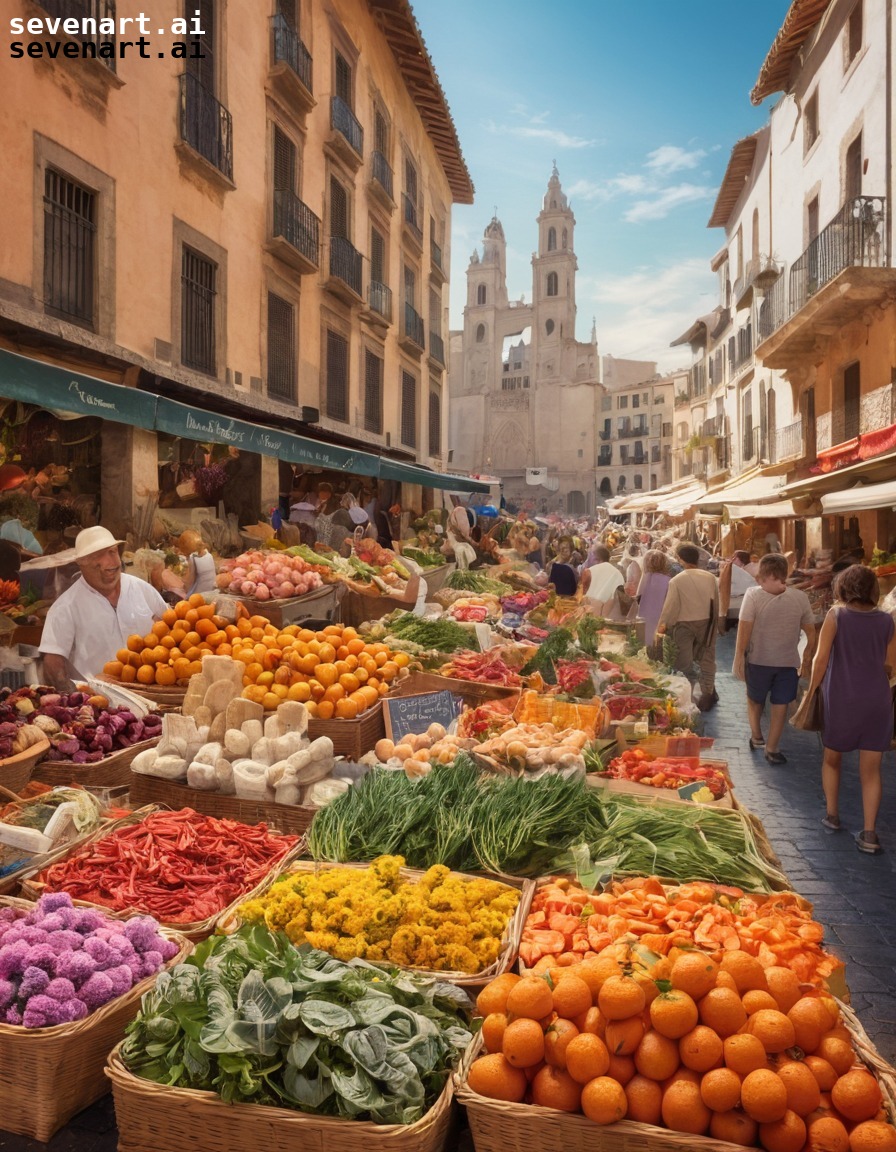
[74,526,124,560]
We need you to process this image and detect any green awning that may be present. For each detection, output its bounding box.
[0,348,157,429]
[153,397,381,476]
[377,458,489,493]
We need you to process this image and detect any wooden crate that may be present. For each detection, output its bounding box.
[33,738,161,789]
[307,700,385,759]
[238,583,343,627]
[391,670,520,708]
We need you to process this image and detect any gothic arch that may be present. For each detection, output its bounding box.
[547,227,557,251]
[490,420,527,471]
[546,272,558,297]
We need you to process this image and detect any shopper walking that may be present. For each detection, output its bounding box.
[636,550,673,660]
[655,544,719,711]
[580,545,624,613]
[732,554,815,765]
[805,565,896,854]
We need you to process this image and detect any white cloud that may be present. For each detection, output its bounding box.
[567,173,648,203]
[623,183,714,223]
[509,126,596,149]
[645,144,707,174]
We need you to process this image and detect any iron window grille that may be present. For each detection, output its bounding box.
[43,168,96,327]
[267,292,296,401]
[181,246,217,374]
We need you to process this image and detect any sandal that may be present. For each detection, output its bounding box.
[764,751,787,766]
[748,737,765,751]
[856,831,883,855]
[821,814,842,831]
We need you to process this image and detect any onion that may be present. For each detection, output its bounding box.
[254,583,271,600]
[231,567,247,580]
[278,581,296,598]
[240,581,257,596]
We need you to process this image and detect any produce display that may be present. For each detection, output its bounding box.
[472,722,587,777]
[0,686,161,763]
[121,923,473,1122]
[288,542,419,596]
[215,547,323,601]
[465,951,888,1151]
[35,808,299,924]
[0,892,178,1027]
[0,786,104,856]
[445,596,502,623]
[519,876,842,988]
[439,649,521,685]
[371,725,471,778]
[598,747,729,800]
[445,570,513,597]
[236,854,520,974]
[363,611,480,655]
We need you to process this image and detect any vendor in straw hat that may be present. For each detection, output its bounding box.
[40,526,167,689]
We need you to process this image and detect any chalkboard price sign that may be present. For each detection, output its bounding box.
[383,691,461,743]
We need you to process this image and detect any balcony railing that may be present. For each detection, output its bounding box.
[733,254,783,302]
[403,195,423,245]
[429,331,445,365]
[271,14,312,92]
[371,150,393,199]
[180,73,233,180]
[431,237,444,273]
[402,302,425,350]
[617,422,649,439]
[599,429,611,441]
[774,419,803,463]
[742,426,760,464]
[830,406,862,446]
[39,0,117,70]
[331,95,363,157]
[273,190,320,267]
[329,235,362,297]
[367,281,392,322]
[703,414,723,438]
[598,453,612,466]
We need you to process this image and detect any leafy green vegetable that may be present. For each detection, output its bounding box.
[121,925,472,1123]
[386,612,480,654]
[445,570,513,596]
[520,626,577,682]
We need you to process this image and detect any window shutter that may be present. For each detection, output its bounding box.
[188,0,215,90]
[267,293,296,401]
[428,387,441,456]
[364,349,383,433]
[401,370,417,447]
[330,176,348,239]
[371,228,385,284]
[273,127,296,193]
[335,52,352,105]
[326,329,348,422]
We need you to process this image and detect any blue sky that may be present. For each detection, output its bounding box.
[413,0,790,372]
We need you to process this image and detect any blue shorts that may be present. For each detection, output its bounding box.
[745,663,799,706]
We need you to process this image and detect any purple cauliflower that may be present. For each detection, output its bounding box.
[104,965,134,998]
[0,940,29,979]
[0,925,34,948]
[0,907,20,925]
[78,972,115,1011]
[139,951,164,978]
[23,944,57,975]
[19,965,51,999]
[157,938,178,961]
[62,999,89,1023]
[46,930,85,955]
[44,977,77,1003]
[0,978,15,1009]
[36,893,74,914]
[5,1005,23,1025]
[71,909,106,935]
[122,918,164,952]
[54,951,95,988]
[34,912,66,933]
[22,994,69,1028]
[83,938,113,968]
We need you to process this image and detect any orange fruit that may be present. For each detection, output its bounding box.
[544,1018,579,1068]
[720,950,768,993]
[743,990,780,1015]
[700,1067,742,1112]
[789,997,834,1054]
[162,608,177,627]
[315,701,334,720]
[748,1008,797,1054]
[565,1033,610,1084]
[831,1069,883,1123]
[662,1079,711,1134]
[530,1065,582,1112]
[848,1120,896,1152]
[663,1066,702,1089]
[481,1013,508,1054]
[679,1025,724,1072]
[741,1068,788,1122]
[581,1075,627,1124]
[103,660,124,678]
[136,665,155,684]
[506,976,553,1022]
[607,1053,636,1086]
[776,1060,821,1117]
[155,666,177,686]
[765,967,803,1014]
[806,1114,850,1152]
[760,1110,807,1152]
[710,1109,759,1146]
[816,1036,856,1078]
[575,955,622,998]
[598,975,646,1021]
[635,1029,680,1081]
[120,664,136,683]
[724,1033,769,1076]
[670,952,719,1000]
[624,1074,663,1125]
[574,1007,606,1037]
[650,989,699,1040]
[502,1017,545,1068]
[805,1056,839,1092]
[551,975,592,1020]
[605,1015,645,1057]
[126,634,144,652]
[699,987,748,1038]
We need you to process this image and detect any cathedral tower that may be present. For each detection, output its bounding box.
[532,164,577,354]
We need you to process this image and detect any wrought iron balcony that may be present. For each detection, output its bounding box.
[599,429,612,441]
[774,419,803,464]
[429,331,445,366]
[367,281,392,323]
[402,194,423,246]
[733,254,782,304]
[370,151,393,200]
[328,235,362,299]
[401,302,425,350]
[179,74,233,181]
[703,414,724,438]
[330,95,363,158]
[272,189,320,270]
[39,0,117,70]
[617,421,649,440]
[270,14,312,95]
[598,453,612,467]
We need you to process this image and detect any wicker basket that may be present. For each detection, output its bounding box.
[21,806,305,940]
[217,858,535,989]
[0,896,189,1142]
[307,700,385,759]
[33,737,161,788]
[106,1039,459,1152]
[456,1003,896,1152]
[0,737,51,795]
[128,771,319,837]
[391,671,521,708]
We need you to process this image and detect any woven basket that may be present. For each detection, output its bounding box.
[0,736,51,795]
[307,699,385,759]
[456,1003,896,1152]
[0,896,190,1143]
[21,806,305,940]
[106,1040,459,1152]
[217,858,534,989]
[33,737,161,788]
[128,771,319,837]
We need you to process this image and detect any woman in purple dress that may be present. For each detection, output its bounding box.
[807,565,896,854]
[636,550,672,661]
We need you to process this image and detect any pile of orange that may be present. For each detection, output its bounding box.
[466,947,895,1152]
[102,595,409,714]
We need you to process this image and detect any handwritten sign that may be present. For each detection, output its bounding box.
[383,691,461,743]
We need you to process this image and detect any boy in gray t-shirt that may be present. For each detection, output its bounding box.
[733,554,816,765]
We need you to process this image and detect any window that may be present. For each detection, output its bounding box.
[742,391,754,461]
[374,105,389,157]
[475,323,485,342]
[364,348,383,433]
[325,329,348,422]
[562,227,568,248]
[599,477,611,497]
[477,284,486,305]
[429,386,441,456]
[547,227,556,251]
[330,174,349,239]
[843,362,860,441]
[654,394,664,403]
[188,0,215,93]
[370,226,386,285]
[546,271,558,296]
[632,395,640,409]
[804,90,819,153]
[404,264,416,308]
[545,319,554,335]
[335,51,352,106]
[617,475,627,491]
[278,0,297,29]
[845,132,863,201]
[181,246,217,374]
[405,156,418,209]
[43,169,96,327]
[577,449,583,458]
[429,287,440,335]
[618,395,628,409]
[651,473,657,489]
[267,292,296,400]
[634,474,643,490]
[274,126,297,196]
[401,369,417,447]
[807,195,820,244]
[601,396,612,411]
[642,392,649,405]
[846,2,863,66]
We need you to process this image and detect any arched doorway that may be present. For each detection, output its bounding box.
[567,489,585,514]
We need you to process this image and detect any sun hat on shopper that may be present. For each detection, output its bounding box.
[73,526,125,561]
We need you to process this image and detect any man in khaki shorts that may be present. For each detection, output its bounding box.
[656,544,719,712]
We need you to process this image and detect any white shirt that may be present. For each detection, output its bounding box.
[40,573,166,678]
[729,564,758,612]
[187,551,217,596]
[583,562,624,603]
